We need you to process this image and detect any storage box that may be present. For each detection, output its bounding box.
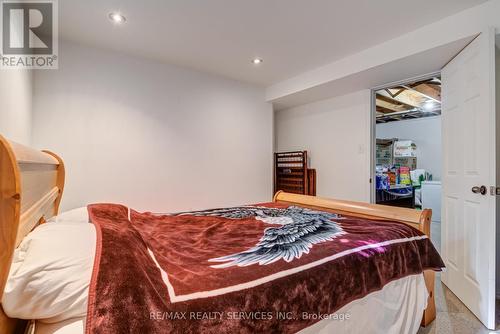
[394,157,417,170]
[376,140,394,166]
[399,166,411,185]
[393,140,417,157]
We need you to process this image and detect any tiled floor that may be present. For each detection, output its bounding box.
[417,222,499,334]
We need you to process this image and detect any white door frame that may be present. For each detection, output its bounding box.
[369,72,442,204]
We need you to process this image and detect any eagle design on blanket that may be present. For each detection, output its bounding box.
[174,206,345,268]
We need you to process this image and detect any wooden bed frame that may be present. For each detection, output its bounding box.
[273,191,436,327]
[0,136,435,333]
[0,136,65,334]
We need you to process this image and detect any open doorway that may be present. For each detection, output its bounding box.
[372,75,442,249]
[368,32,498,330]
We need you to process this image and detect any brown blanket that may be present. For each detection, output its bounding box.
[85,202,444,334]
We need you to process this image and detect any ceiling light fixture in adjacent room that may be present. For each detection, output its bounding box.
[423,101,435,112]
[108,12,126,24]
[252,58,263,65]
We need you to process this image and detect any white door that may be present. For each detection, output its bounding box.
[441,29,496,329]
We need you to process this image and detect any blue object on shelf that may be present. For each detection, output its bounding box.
[376,174,390,190]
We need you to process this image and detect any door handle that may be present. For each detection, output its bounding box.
[472,185,487,195]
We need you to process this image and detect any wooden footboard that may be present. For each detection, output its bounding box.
[273,191,436,327]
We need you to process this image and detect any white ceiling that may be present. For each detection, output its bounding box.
[59,0,488,86]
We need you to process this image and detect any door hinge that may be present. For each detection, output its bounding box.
[490,186,500,196]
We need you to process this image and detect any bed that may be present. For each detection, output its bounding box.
[0,136,442,334]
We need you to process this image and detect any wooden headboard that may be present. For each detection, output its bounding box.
[0,135,65,334]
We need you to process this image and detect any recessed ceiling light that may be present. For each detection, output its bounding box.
[252,58,263,65]
[108,12,126,24]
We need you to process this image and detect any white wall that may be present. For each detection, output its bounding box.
[0,70,33,145]
[376,116,442,180]
[32,41,273,212]
[0,19,33,145]
[275,90,371,202]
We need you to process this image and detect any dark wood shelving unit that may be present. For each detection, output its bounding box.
[274,151,316,196]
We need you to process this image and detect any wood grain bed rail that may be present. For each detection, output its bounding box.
[0,135,65,334]
[273,191,431,235]
[273,191,436,327]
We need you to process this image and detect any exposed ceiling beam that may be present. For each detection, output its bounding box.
[384,87,406,99]
[401,84,441,104]
[376,108,419,118]
[376,107,440,119]
[412,83,441,101]
[392,88,406,98]
[376,93,418,110]
[376,76,442,122]
[376,99,408,112]
[376,105,399,114]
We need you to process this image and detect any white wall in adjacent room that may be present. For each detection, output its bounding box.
[275,90,371,203]
[32,41,273,212]
[376,116,442,180]
[0,70,33,145]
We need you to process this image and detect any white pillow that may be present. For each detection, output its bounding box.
[47,207,89,224]
[2,217,95,323]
